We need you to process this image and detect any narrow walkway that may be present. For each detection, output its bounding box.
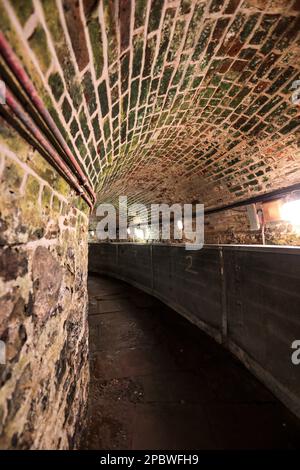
[81,275,300,449]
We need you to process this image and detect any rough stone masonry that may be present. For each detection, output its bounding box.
[0,0,300,450]
[0,117,89,448]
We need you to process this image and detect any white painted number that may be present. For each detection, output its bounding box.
[291,340,300,365]
[185,255,198,275]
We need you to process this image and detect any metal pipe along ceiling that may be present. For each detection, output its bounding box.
[5,87,93,209]
[0,32,96,206]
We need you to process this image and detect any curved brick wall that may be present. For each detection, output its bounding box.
[1,0,299,209]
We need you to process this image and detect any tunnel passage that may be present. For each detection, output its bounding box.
[0,0,300,450]
[83,274,300,449]
[89,242,300,422]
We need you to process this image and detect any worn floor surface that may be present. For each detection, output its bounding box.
[81,275,300,450]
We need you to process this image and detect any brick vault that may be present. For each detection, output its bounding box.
[1,0,300,210]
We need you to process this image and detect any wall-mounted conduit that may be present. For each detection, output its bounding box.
[0,32,95,209]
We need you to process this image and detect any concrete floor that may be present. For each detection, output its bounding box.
[81,275,300,450]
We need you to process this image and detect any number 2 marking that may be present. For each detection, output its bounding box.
[185,255,198,275]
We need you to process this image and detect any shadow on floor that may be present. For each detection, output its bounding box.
[80,274,300,450]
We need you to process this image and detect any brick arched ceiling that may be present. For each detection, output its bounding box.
[1,0,300,210]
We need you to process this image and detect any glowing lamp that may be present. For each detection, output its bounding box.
[134,228,144,239]
[281,199,300,226]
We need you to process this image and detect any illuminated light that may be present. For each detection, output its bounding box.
[127,227,131,235]
[177,219,183,230]
[134,228,144,239]
[281,199,300,226]
[90,231,95,237]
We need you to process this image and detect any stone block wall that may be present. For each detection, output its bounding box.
[0,117,89,449]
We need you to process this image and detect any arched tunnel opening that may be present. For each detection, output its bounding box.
[0,0,300,455]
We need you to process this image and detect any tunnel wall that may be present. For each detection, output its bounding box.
[89,242,300,419]
[0,120,89,449]
[204,208,300,246]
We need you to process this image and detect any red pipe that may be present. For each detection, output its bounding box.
[0,32,96,204]
[5,88,93,209]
